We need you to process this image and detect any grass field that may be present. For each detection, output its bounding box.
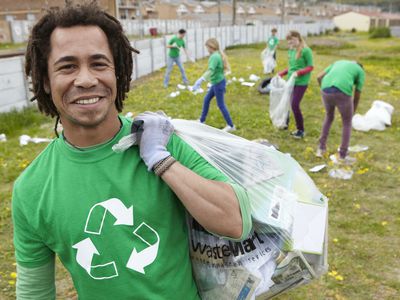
[0,32,399,299]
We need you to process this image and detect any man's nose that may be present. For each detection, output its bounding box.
[74,67,98,88]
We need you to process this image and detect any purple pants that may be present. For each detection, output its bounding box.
[319,90,353,158]
[291,85,308,131]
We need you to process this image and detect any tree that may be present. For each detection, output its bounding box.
[232,0,237,25]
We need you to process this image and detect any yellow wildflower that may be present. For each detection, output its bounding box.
[333,238,339,243]
[353,203,361,209]
[335,275,344,281]
[381,221,388,226]
[10,272,17,279]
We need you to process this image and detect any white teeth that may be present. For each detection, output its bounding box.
[76,97,100,105]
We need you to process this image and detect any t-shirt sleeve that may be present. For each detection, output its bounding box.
[208,55,218,73]
[168,37,176,45]
[355,69,365,92]
[167,134,252,241]
[303,48,313,67]
[324,63,333,74]
[16,259,55,300]
[12,184,54,268]
[182,39,186,49]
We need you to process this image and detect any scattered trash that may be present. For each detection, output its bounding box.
[227,79,232,84]
[330,154,356,165]
[188,86,205,95]
[169,91,180,98]
[328,168,353,180]
[352,100,394,132]
[381,81,390,86]
[238,77,245,82]
[246,66,252,69]
[232,77,237,81]
[177,84,186,90]
[309,164,326,173]
[207,82,212,88]
[19,135,52,146]
[125,112,133,119]
[348,145,369,153]
[241,82,255,87]
[249,74,260,81]
[258,77,272,95]
[0,133,6,142]
[377,92,387,96]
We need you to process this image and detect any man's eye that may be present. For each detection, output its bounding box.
[59,65,75,71]
[93,62,107,68]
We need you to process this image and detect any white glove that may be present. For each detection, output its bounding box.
[192,77,205,91]
[132,111,174,171]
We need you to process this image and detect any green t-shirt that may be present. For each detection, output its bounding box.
[288,47,313,86]
[12,116,251,299]
[208,52,225,85]
[168,35,185,58]
[267,36,279,51]
[321,60,365,96]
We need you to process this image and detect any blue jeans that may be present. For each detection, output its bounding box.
[163,56,188,86]
[200,79,234,127]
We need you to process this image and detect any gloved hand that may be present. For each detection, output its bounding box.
[132,111,174,171]
[192,77,205,91]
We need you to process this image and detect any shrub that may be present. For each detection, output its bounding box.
[351,28,357,33]
[333,26,340,32]
[369,27,391,38]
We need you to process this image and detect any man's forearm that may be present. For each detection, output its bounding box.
[161,161,244,239]
[16,259,55,300]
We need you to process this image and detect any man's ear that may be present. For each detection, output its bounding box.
[44,78,50,94]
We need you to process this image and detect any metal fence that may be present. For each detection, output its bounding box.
[0,21,333,113]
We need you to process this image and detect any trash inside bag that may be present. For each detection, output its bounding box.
[269,75,296,129]
[113,119,328,299]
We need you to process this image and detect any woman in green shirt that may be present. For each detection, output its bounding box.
[278,30,314,138]
[192,38,235,132]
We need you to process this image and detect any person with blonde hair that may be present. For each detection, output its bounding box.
[278,30,314,138]
[192,38,235,132]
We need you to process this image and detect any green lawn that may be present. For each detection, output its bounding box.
[0,32,399,299]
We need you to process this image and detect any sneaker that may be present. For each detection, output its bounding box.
[330,153,356,165]
[291,130,305,139]
[195,119,204,123]
[222,125,236,132]
[316,148,326,158]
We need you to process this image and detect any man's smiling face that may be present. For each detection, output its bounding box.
[46,25,118,129]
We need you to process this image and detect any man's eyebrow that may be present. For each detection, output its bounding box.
[91,54,113,63]
[53,54,112,66]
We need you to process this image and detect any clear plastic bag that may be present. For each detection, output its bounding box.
[113,119,329,299]
[171,120,329,299]
[261,49,276,74]
[269,75,296,129]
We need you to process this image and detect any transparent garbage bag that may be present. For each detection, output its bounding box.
[261,49,276,74]
[113,119,328,299]
[269,75,296,129]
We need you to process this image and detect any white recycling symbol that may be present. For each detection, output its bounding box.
[72,198,160,280]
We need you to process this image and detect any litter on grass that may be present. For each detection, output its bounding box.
[0,133,6,142]
[238,77,245,82]
[348,145,369,153]
[241,82,256,87]
[169,91,181,98]
[309,164,326,173]
[177,84,186,90]
[19,135,52,146]
[328,168,353,180]
[249,74,261,82]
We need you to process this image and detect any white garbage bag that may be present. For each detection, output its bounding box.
[269,75,296,129]
[261,49,276,74]
[352,100,394,132]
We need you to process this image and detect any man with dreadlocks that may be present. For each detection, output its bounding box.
[12,2,251,299]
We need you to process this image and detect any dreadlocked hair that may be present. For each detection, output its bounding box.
[25,0,138,134]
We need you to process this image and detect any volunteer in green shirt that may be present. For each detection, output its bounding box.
[278,30,314,139]
[192,38,236,132]
[163,29,191,88]
[267,27,279,61]
[13,4,252,299]
[316,60,365,162]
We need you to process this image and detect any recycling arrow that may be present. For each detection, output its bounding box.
[126,222,160,274]
[85,198,134,235]
[72,237,118,280]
